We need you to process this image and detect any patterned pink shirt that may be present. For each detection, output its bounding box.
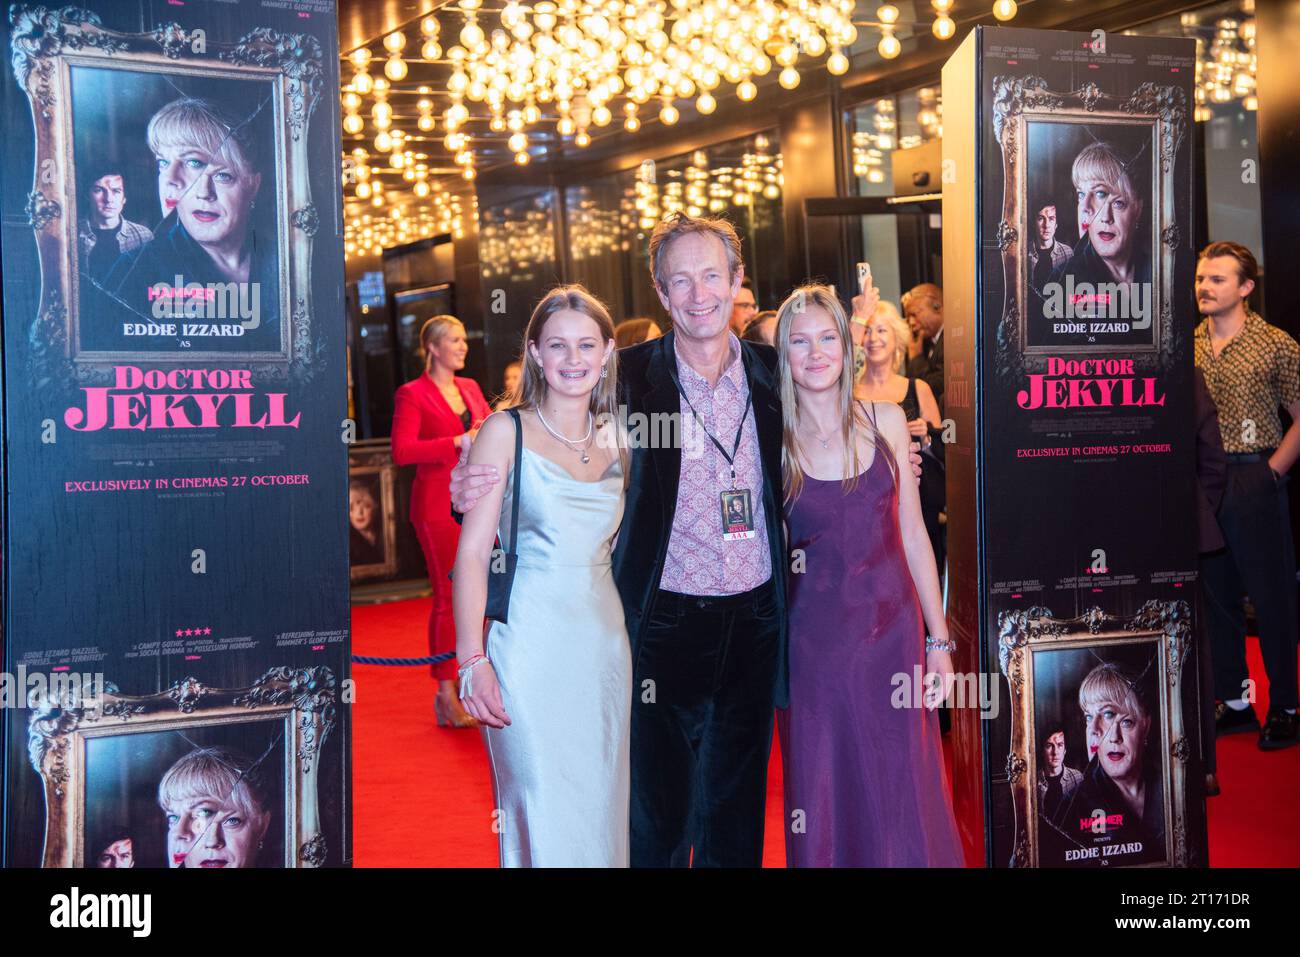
[659,334,772,595]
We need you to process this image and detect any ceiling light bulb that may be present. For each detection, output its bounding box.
[992,0,1018,21]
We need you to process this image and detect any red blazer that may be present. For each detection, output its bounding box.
[391,374,492,525]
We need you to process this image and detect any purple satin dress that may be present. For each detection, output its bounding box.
[777,430,963,867]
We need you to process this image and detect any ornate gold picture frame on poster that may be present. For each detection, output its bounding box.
[997,600,1191,868]
[28,666,336,868]
[991,77,1187,372]
[10,7,325,380]
[348,453,399,582]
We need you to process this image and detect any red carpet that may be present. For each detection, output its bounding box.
[352,597,1300,867]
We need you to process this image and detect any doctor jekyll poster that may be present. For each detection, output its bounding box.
[943,26,1207,869]
[0,2,350,867]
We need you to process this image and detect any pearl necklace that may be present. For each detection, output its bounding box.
[535,408,594,463]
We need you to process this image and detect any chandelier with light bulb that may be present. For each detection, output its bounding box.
[344,191,472,259]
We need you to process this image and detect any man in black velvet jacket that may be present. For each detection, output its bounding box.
[454,213,785,866]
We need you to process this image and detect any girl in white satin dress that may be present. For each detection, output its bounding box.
[452,285,630,867]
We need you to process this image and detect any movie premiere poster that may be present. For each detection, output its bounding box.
[0,1,350,868]
[944,26,1207,868]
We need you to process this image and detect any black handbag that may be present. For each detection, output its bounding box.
[483,408,522,623]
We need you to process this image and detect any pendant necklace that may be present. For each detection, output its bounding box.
[808,417,834,450]
[535,407,594,464]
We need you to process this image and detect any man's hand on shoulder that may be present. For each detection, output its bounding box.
[449,414,506,515]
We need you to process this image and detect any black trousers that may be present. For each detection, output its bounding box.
[1201,458,1299,712]
[630,581,781,867]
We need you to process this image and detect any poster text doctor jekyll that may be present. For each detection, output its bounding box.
[63,366,301,431]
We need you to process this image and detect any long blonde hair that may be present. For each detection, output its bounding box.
[776,284,894,504]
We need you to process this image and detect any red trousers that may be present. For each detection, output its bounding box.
[414,520,461,681]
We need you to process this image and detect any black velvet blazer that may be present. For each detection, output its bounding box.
[611,330,791,708]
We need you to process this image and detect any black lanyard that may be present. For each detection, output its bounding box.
[667,361,753,488]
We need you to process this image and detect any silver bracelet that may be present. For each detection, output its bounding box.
[926,636,956,654]
[458,655,490,699]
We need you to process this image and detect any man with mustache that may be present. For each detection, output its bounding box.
[78,167,153,282]
[1194,241,1300,750]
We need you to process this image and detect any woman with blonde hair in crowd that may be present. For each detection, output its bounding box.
[851,294,946,571]
[774,283,962,867]
[392,314,491,728]
[453,284,631,867]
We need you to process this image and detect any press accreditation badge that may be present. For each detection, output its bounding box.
[720,488,756,541]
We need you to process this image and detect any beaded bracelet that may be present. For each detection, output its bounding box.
[925,636,956,654]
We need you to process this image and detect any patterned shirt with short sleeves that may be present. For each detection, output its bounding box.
[658,334,772,595]
[1194,311,1300,454]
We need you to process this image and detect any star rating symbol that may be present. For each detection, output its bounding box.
[175,626,213,638]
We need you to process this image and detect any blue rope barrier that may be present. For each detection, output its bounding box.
[352,652,457,666]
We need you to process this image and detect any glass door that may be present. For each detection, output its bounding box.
[802,195,941,312]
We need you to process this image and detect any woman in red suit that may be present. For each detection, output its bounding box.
[392,315,492,727]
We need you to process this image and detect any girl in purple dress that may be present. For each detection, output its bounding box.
[774,284,963,867]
